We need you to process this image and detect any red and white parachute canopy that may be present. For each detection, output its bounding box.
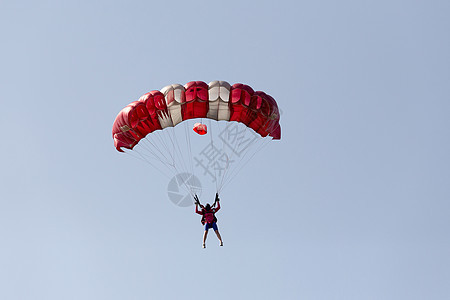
[112,81,281,195]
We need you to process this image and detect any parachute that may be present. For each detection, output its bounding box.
[112,80,281,196]
[193,123,207,135]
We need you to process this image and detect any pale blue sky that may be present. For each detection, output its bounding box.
[1,0,449,299]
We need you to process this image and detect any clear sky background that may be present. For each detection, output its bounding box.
[1,0,449,299]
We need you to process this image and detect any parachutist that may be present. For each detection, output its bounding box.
[195,194,223,248]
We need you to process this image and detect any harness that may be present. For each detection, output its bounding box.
[201,208,218,225]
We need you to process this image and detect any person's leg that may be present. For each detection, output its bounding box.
[203,230,208,248]
[214,230,223,246]
[213,223,223,246]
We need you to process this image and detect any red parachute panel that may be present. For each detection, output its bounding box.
[184,81,209,120]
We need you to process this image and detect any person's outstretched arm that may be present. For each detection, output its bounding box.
[195,204,202,215]
[194,194,200,205]
[215,199,220,212]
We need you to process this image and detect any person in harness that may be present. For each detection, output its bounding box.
[194,193,223,248]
